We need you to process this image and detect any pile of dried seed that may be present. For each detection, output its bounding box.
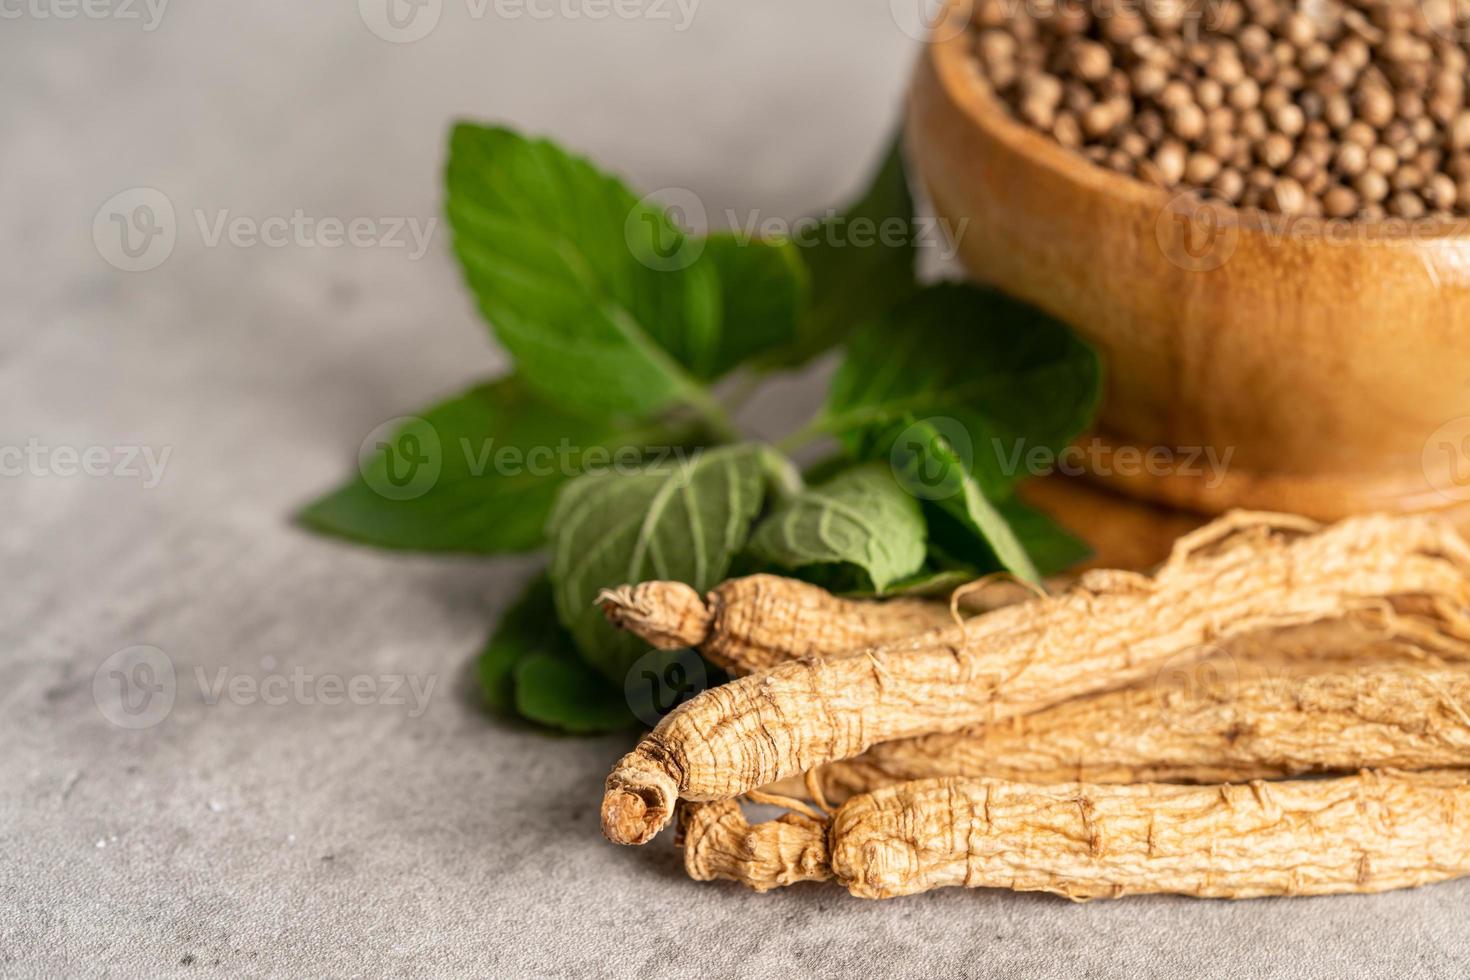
[969,0,1470,219]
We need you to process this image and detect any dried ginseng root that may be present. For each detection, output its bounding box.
[597,575,964,674]
[682,770,1470,900]
[772,654,1470,802]
[601,513,1470,845]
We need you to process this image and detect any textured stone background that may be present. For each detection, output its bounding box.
[4,3,1468,976]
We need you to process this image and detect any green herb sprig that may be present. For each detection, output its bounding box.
[301,123,1102,732]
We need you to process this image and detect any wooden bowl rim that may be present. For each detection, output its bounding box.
[926,0,1470,244]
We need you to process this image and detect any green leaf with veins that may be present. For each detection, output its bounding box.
[445,124,800,422]
[824,283,1102,497]
[823,283,1101,581]
[890,417,1039,581]
[747,462,926,593]
[924,497,1092,580]
[546,444,765,681]
[300,376,666,553]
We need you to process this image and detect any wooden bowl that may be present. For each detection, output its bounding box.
[906,0,1470,525]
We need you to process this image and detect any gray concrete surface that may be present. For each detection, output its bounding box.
[4,3,1469,977]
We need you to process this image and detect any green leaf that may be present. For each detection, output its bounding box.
[822,283,1101,581]
[445,124,802,423]
[925,496,1091,580]
[890,418,1039,581]
[513,653,636,734]
[299,376,662,553]
[474,574,568,714]
[693,233,807,377]
[879,567,983,597]
[824,283,1102,497]
[997,498,1091,575]
[546,444,766,681]
[777,136,917,363]
[446,123,709,419]
[476,574,636,732]
[747,462,925,593]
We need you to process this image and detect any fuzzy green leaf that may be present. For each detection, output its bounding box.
[546,444,765,682]
[747,462,925,592]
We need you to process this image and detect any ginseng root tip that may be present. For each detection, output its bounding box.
[601,768,677,845]
[598,581,713,650]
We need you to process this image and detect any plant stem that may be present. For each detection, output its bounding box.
[772,415,834,455]
[759,446,805,503]
[683,386,743,444]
